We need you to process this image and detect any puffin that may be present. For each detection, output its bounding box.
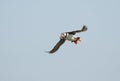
[48,25,87,54]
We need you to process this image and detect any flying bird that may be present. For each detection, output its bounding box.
[47,25,87,54]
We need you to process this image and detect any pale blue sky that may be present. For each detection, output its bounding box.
[0,0,120,81]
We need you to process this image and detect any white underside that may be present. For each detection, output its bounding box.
[65,34,77,41]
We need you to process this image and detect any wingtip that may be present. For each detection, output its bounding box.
[81,25,87,32]
[45,51,54,54]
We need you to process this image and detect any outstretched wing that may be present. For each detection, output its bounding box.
[67,25,87,35]
[48,39,66,54]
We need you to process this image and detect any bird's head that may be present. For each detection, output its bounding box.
[60,33,67,39]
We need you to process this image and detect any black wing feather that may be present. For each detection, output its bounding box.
[67,25,87,35]
[48,39,66,54]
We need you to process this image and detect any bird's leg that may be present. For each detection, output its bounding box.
[73,37,81,44]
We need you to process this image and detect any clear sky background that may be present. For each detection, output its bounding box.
[0,0,120,81]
